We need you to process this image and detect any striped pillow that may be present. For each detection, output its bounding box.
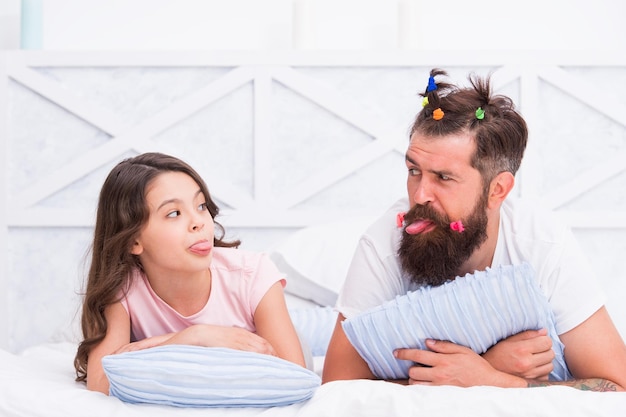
[342,263,571,381]
[103,345,321,407]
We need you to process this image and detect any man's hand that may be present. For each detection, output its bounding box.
[394,339,525,388]
[482,329,554,380]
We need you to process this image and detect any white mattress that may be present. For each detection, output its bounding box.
[2,342,625,417]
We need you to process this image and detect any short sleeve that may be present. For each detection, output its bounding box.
[543,229,606,334]
[335,199,410,319]
[247,252,286,313]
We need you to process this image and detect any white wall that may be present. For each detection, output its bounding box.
[2,52,626,352]
[1,1,625,354]
[0,0,20,48]
[2,0,625,51]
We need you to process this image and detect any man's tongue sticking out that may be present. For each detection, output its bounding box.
[405,219,437,235]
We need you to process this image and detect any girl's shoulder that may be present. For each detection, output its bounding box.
[211,247,271,272]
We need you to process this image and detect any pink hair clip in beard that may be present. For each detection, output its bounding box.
[450,220,465,233]
[396,212,406,228]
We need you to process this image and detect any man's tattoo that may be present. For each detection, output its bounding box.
[527,378,618,392]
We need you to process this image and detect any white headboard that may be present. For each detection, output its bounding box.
[1,50,625,352]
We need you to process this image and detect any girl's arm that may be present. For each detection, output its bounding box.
[85,302,131,394]
[116,325,277,355]
[253,281,307,367]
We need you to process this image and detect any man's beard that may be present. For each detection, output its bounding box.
[398,193,489,287]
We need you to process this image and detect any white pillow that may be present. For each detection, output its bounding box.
[342,263,572,381]
[103,345,321,407]
[269,217,374,306]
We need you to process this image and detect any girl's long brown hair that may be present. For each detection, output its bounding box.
[73,152,239,382]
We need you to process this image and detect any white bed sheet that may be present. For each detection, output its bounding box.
[2,342,626,417]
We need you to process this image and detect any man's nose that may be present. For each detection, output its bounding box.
[412,179,433,205]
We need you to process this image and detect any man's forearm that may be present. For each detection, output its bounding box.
[527,378,621,392]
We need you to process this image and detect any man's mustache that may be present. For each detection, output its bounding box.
[403,204,450,230]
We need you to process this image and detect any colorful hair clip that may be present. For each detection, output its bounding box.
[433,108,444,120]
[450,220,464,233]
[475,107,485,120]
[426,76,437,92]
[422,96,429,107]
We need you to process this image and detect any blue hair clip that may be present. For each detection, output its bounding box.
[426,76,437,92]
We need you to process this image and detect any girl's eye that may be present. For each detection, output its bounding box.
[198,202,208,211]
[166,210,180,218]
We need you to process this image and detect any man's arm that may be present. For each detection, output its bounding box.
[558,306,626,390]
[482,328,555,380]
[395,307,626,391]
[322,313,557,384]
[322,314,376,383]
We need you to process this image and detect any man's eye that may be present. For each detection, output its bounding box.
[439,174,450,181]
[166,210,180,218]
[408,169,420,176]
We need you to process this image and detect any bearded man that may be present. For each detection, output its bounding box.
[322,68,626,391]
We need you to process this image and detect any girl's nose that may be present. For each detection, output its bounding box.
[191,219,204,232]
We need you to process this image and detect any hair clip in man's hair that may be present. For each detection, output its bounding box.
[433,108,444,120]
[475,107,485,120]
[422,96,429,107]
[426,76,437,92]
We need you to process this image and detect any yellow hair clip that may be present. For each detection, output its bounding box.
[422,96,429,107]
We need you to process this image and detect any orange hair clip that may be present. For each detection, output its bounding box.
[433,108,444,120]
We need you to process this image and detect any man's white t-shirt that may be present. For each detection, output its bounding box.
[336,197,605,335]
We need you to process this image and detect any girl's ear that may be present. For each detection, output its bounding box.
[131,241,143,255]
[487,171,515,209]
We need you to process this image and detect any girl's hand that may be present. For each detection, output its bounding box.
[197,325,277,356]
[113,333,175,354]
[130,325,277,356]
[113,325,277,356]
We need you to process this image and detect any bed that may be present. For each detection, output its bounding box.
[2,51,626,415]
[4,344,626,417]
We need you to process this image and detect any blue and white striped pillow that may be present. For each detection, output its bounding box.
[102,345,321,407]
[289,306,337,356]
[342,263,571,381]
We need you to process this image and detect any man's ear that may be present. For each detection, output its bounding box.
[487,171,515,209]
[131,241,143,256]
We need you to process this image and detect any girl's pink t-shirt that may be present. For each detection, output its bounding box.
[120,247,286,341]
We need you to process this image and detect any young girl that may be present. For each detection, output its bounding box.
[74,152,306,394]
